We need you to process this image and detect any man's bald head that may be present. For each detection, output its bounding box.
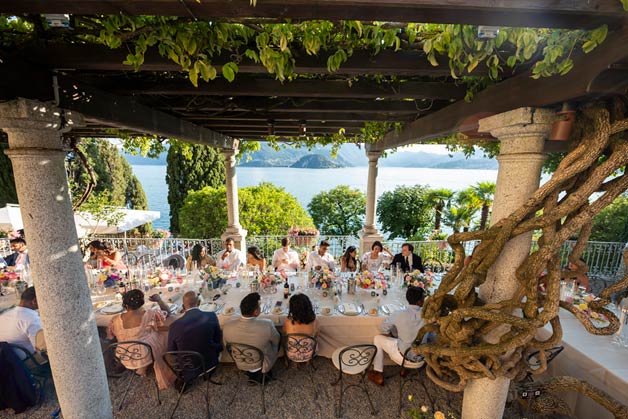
[183,291,200,310]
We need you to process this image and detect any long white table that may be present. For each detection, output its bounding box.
[535,309,628,419]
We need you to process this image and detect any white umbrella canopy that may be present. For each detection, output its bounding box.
[74,208,160,236]
[0,204,24,231]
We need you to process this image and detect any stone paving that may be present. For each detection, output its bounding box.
[1,359,528,419]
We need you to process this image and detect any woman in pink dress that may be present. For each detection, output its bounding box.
[106,289,174,389]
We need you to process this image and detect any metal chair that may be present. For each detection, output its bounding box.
[163,351,219,419]
[137,253,158,268]
[8,343,51,405]
[226,342,282,415]
[103,341,161,411]
[525,346,564,381]
[284,334,318,399]
[397,347,427,416]
[331,344,378,418]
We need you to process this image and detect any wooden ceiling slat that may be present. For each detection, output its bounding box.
[1,0,624,29]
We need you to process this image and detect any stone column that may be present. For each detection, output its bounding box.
[462,107,553,419]
[221,142,247,250]
[359,151,384,254]
[0,99,112,418]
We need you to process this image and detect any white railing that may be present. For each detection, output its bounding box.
[1,236,625,278]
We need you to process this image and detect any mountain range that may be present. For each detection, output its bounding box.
[124,143,498,170]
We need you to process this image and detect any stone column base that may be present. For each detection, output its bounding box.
[221,225,247,250]
[359,227,384,255]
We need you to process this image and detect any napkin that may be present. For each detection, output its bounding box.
[343,303,358,315]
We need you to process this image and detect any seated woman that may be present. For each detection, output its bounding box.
[561,259,591,292]
[340,246,359,272]
[246,246,267,271]
[283,294,319,362]
[89,240,127,270]
[186,243,216,270]
[361,241,393,272]
[106,289,175,390]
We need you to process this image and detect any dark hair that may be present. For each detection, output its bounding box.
[21,286,36,302]
[10,238,26,245]
[240,292,261,316]
[342,246,357,268]
[281,237,290,247]
[122,289,145,310]
[371,241,383,251]
[88,240,105,250]
[319,240,330,247]
[247,246,264,261]
[288,294,316,325]
[402,242,414,252]
[225,237,235,244]
[406,286,425,306]
[191,243,205,262]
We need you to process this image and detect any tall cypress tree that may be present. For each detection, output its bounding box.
[166,144,226,234]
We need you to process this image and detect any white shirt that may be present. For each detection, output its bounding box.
[0,306,43,355]
[216,248,245,271]
[271,248,300,272]
[361,251,391,272]
[379,304,424,354]
[305,250,336,271]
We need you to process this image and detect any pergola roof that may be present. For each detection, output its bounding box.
[1,1,628,151]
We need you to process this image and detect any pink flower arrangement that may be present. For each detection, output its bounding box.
[355,270,387,289]
[288,226,320,237]
[403,270,434,294]
[310,268,335,289]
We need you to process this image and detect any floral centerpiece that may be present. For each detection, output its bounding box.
[259,271,283,293]
[310,268,335,290]
[100,268,124,288]
[0,269,21,284]
[148,267,174,287]
[402,270,434,294]
[355,270,388,290]
[199,266,227,289]
[568,293,610,326]
[288,226,320,246]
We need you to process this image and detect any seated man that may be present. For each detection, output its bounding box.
[305,240,336,271]
[222,292,280,382]
[391,243,424,273]
[271,237,300,272]
[5,238,29,269]
[0,286,46,358]
[368,286,425,386]
[168,291,223,376]
[216,237,246,271]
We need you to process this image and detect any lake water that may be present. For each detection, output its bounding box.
[133,165,498,230]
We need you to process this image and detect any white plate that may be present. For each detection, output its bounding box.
[199,302,219,312]
[337,304,363,316]
[271,307,286,315]
[101,303,124,315]
[382,304,404,315]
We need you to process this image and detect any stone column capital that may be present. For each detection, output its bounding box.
[0,98,84,133]
[478,107,554,155]
[366,150,382,162]
[221,139,239,158]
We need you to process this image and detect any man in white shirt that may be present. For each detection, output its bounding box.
[305,240,336,271]
[368,286,425,386]
[216,237,245,271]
[271,237,300,272]
[0,286,46,358]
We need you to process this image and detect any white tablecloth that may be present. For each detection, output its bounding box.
[93,277,412,358]
[536,309,628,419]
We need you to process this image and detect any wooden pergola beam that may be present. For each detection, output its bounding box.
[27,44,486,77]
[1,0,625,29]
[99,78,466,101]
[179,111,414,122]
[55,75,235,148]
[370,25,628,151]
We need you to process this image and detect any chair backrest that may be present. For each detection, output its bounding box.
[163,351,206,382]
[226,342,264,372]
[137,254,157,268]
[338,344,377,375]
[526,346,564,372]
[163,254,186,270]
[284,334,317,363]
[105,341,154,371]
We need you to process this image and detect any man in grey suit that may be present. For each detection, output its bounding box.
[223,292,280,382]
